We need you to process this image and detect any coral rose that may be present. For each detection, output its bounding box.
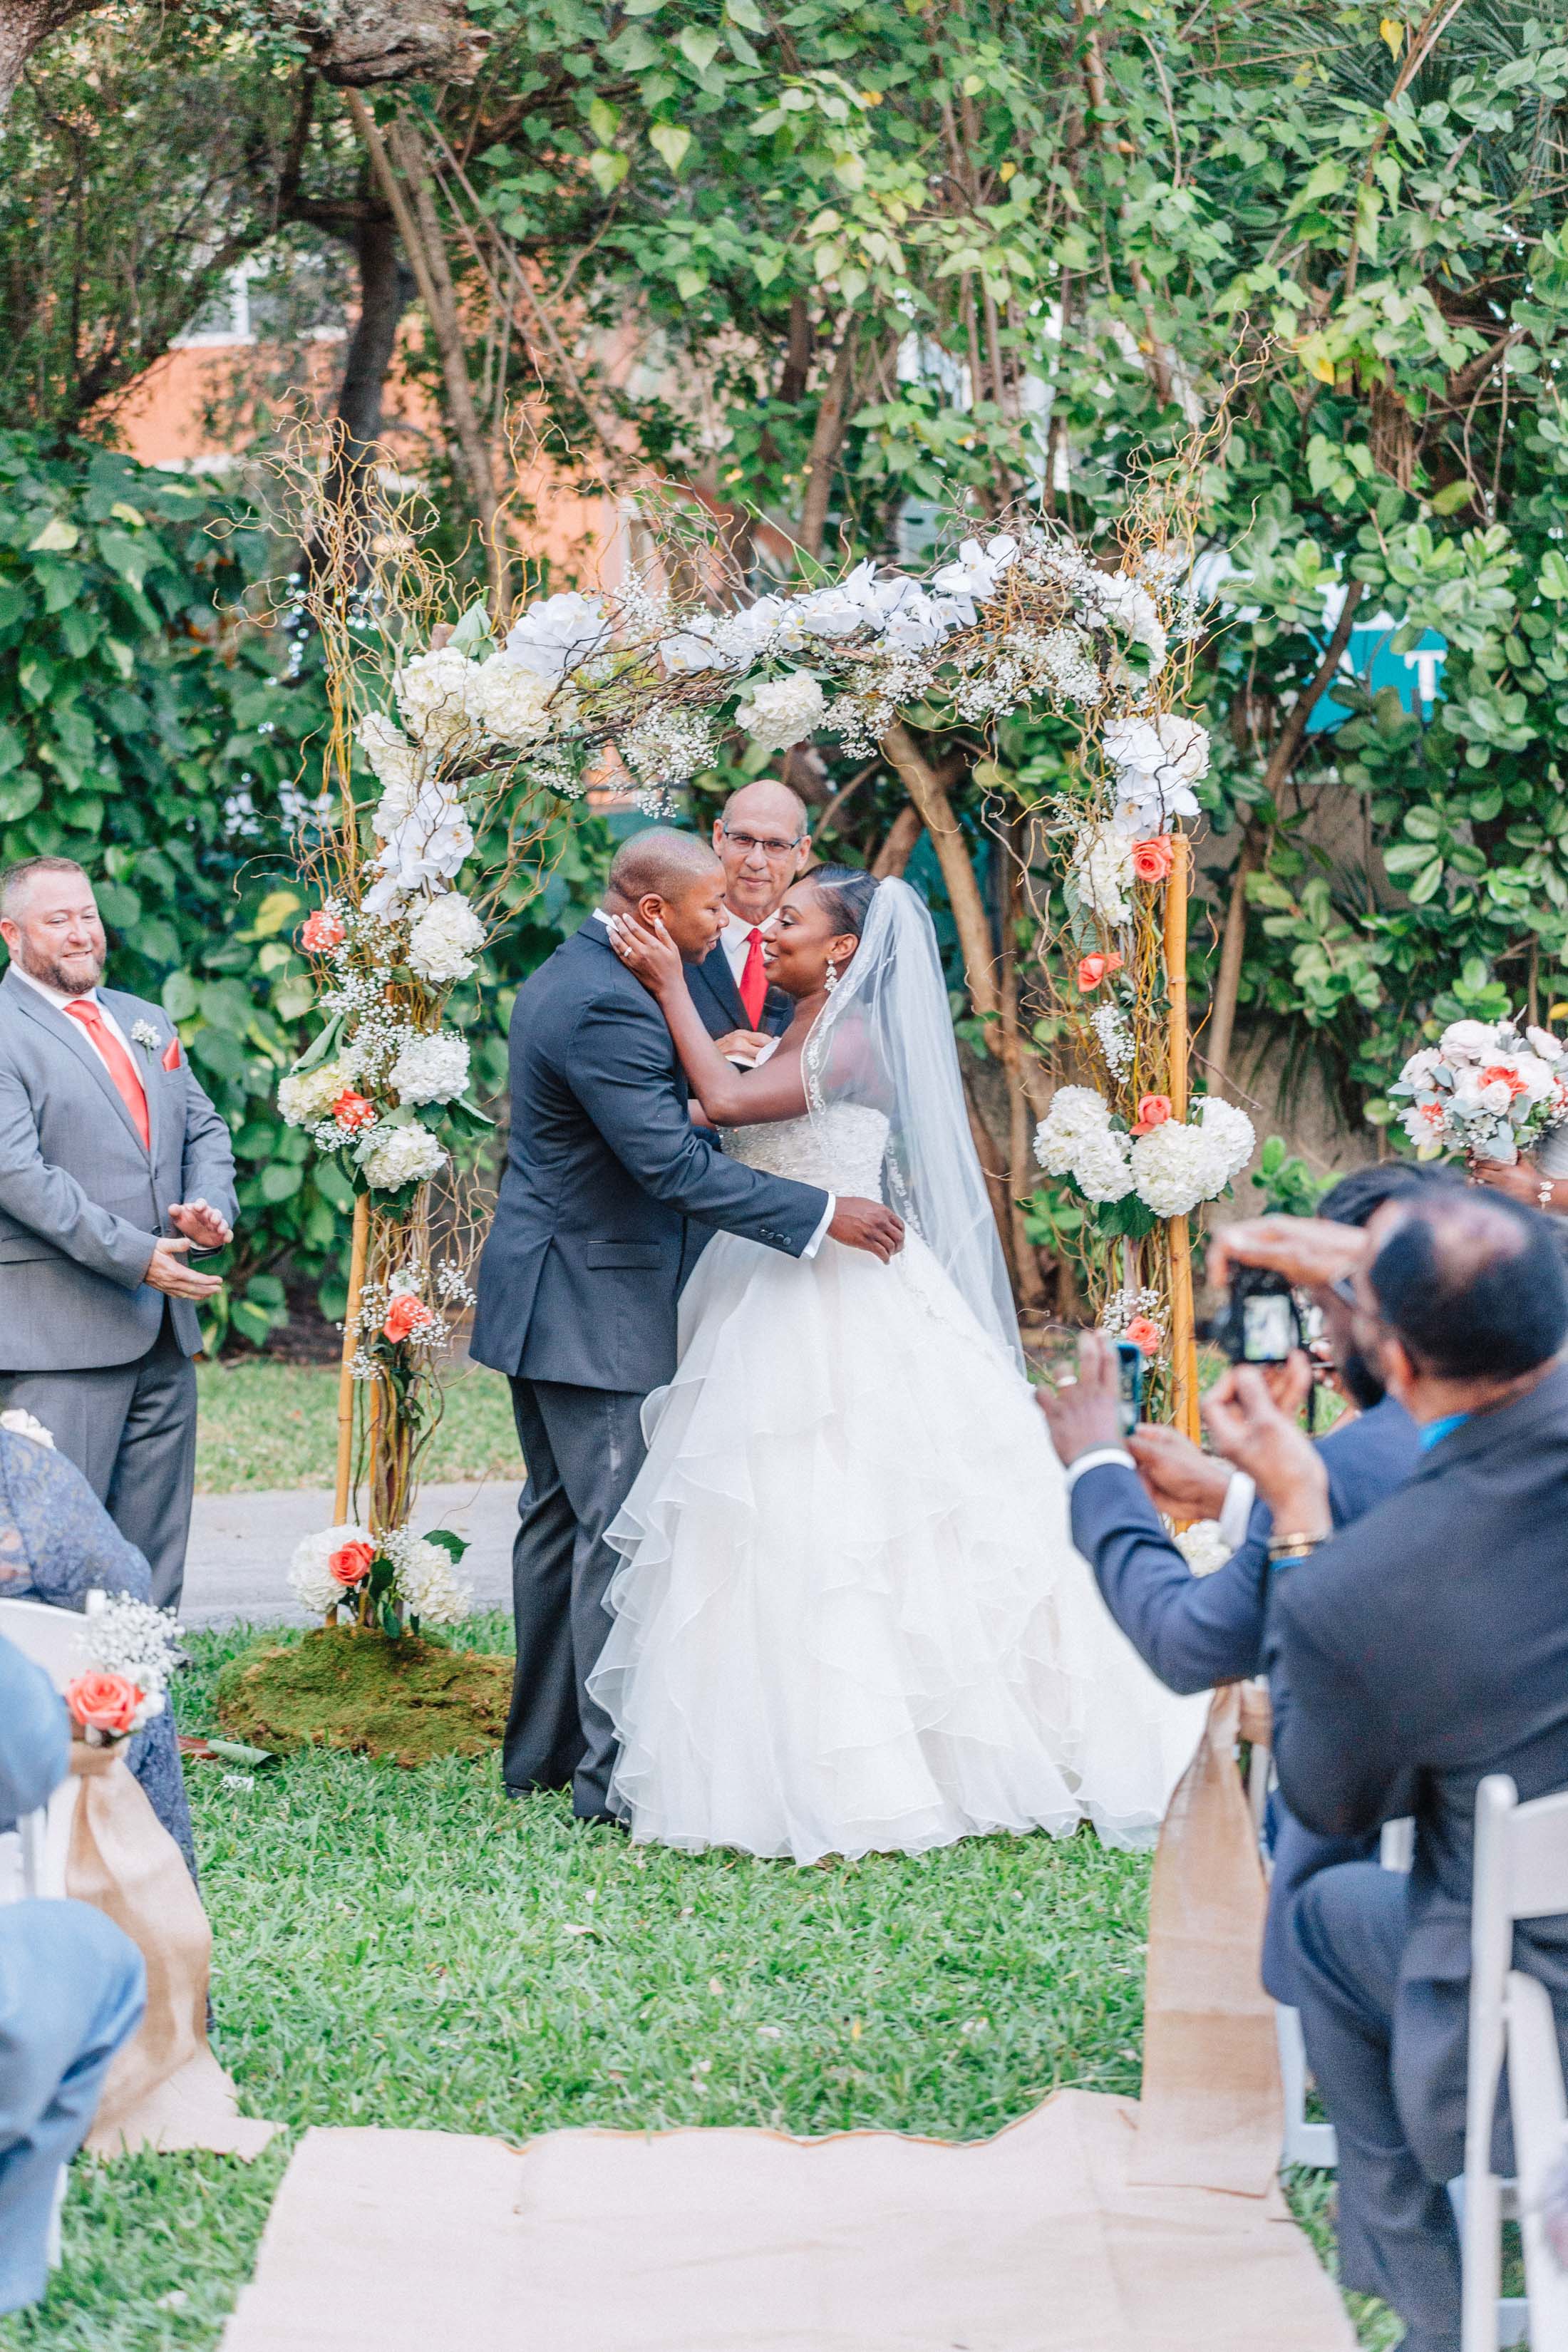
[332,1090,377,1133]
[66,1668,143,1738]
[328,1539,375,1588]
[1130,836,1177,883]
[383,1294,434,1343]
[300,909,345,954]
[1076,951,1124,992]
[1125,1315,1163,1356]
[1133,1093,1173,1135]
[1478,1063,1528,1099]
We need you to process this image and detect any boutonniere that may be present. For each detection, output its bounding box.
[130,1020,161,1061]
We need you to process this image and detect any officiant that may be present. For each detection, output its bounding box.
[686,781,813,1050]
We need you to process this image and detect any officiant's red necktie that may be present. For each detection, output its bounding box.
[739,928,768,1028]
[64,998,150,1149]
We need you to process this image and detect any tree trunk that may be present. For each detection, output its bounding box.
[336,212,414,456]
[797,329,855,561]
[870,803,923,877]
[1201,828,1257,1100]
[998,830,1048,1311]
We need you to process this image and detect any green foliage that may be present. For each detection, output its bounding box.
[1250,1136,1331,1218]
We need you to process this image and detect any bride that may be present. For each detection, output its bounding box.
[592,866,1206,1863]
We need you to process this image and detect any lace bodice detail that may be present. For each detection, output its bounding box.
[722,1106,889,1199]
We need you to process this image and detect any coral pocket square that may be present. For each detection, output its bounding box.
[161,1037,182,1071]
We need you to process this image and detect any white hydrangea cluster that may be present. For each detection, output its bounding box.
[1032,1087,1134,1203]
[356,1120,448,1191]
[476,656,562,746]
[395,647,488,755]
[1036,1088,1252,1217]
[1104,713,1211,835]
[406,891,485,983]
[1090,1001,1135,1079]
[278,1061,352,1127]
[1129,1096,1255,1217]
[358,711,425,825]
[384,1528,471,1627]
[288,1522,373,1617]
[1072,823,1136,925]
[736,669,827,754]
[389,1029,469,1107]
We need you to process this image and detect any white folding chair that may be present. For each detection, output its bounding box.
[0,1593,100,2271]
[1462,1772,1568,2352]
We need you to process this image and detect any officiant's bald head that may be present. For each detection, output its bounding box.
[604,827,728,961]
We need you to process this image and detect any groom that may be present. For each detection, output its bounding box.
[471,827,904,1822]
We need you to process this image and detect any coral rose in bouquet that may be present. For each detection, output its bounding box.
[1389,1016,1568,1165]
[66,1596,181,1746]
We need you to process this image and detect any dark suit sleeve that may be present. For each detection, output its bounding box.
[1266,1554,1418,1837]
[567,995,827,1252]
[1070,1464,1264,1693]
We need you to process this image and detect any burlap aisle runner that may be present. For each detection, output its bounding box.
[67,1741,276,2159]
[221,1686,1353,2352]
[1129,1681,1282,2194]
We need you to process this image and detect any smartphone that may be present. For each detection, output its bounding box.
[1219,1265,1301,1366]
[1115,1340,1145,1438]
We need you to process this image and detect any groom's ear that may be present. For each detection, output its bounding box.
[633,891,666,930]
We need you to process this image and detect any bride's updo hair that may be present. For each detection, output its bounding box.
[806,864,879,941]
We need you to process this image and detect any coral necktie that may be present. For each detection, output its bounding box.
[64,998,150,1150]
[739,928,768,1028]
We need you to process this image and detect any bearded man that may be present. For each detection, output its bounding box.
[0,857,236,1608]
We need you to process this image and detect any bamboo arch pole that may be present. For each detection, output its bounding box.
[1164,835,1202,1443]
[333,1195,371,1527]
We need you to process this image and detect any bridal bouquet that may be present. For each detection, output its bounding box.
[1389,1016,1568,1165]
[1033,1085,1255,1231]
[66,1596,182,1747]
[289,1521,472,1636]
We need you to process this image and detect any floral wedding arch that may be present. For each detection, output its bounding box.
[275,443,1237,1631]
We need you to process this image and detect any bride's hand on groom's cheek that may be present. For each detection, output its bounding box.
[607,912,684,995]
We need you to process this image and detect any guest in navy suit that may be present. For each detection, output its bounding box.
[1037,1162,1453,2002]
[685,780,812,1049]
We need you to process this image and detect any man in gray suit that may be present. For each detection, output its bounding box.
[0,857,237,1608]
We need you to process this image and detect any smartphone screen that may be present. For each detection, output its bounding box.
[1115,1341,1145,1435]
[1241,1291,1296,1363]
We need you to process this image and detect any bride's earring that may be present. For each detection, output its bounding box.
[823,957,839,994]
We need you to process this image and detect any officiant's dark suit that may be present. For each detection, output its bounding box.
[470,916,830,1821]
[684,942,791,1044]
[1269,1355,1568,2348]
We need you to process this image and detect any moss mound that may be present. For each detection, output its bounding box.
[215,1627,512,1765]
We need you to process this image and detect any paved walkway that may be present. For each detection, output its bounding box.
[182,1480,519,1627]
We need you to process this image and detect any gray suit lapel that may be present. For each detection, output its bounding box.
[2,970,153,1159]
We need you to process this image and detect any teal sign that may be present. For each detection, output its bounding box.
[1306,612,1448,733]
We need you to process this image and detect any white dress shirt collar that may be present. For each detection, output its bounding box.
[11,964,103,1012]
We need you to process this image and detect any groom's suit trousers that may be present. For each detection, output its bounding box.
[503,1376,647,1820]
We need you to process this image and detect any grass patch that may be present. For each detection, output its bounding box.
[4,1616,1387,2351]
[194,1361,520,1492]
[215,1624,511,1761]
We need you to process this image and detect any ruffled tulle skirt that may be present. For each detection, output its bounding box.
[589,1229,1207,1864]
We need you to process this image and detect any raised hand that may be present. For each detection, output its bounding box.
[144,1237,224,1300]
[605,912,685,1001]
[168,1197,233,1252]
[1035,1329,1123,1463]
[828,1197,904,1260]
[1200,1363,1330,1537]
[1206,1213,1366,1296]
[1126,1421,1234,1520]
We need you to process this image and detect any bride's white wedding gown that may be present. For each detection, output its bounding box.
[589,1102,1208,1864]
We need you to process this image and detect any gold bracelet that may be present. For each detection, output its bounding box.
[1267,1530,1326,1561]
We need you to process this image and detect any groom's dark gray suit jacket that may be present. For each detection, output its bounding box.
[470,918,828,1392]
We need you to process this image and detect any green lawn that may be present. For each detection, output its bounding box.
[194,1361,520,1492]
[2,1619,1395,2352]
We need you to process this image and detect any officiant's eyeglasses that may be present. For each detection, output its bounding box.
[721,824,805,860]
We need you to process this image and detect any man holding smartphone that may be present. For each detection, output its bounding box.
[1037,1162,1447,2001]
